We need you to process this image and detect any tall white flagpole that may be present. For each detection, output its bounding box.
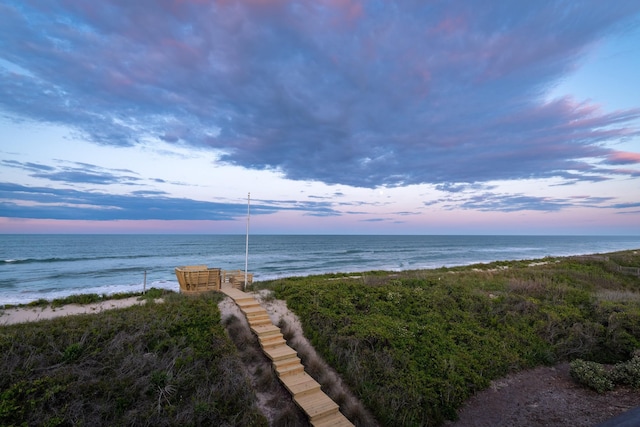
[244,192,250,291]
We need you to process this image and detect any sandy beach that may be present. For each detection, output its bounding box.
[0,297,162,326]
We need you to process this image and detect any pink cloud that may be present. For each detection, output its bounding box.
[320,0,363,22]
[428,15,468,36]
[606,151,640,165]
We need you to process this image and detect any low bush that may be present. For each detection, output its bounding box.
[571,354,640,393]
[569,359,614,393]
[52,293,102,307]
[609,354,640,389]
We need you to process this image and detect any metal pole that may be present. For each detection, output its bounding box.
[143,270,147,295]
[244,192,250,291]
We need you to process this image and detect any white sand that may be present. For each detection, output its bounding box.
[0,297,163,326]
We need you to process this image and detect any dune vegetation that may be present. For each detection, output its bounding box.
[259,250,640,426]
[1,250,639,426]
[0,291,267,427]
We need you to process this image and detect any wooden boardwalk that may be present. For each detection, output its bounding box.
[221,287,353,427]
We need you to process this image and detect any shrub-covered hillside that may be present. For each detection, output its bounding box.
[264,250,640,426]
[0,292,267,427]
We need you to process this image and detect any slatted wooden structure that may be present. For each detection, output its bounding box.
[174,265,221,293]
[221,269,255,290]
[221,287,353,427]
[175,266,255,293]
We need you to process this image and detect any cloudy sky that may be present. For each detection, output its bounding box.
[1,0,639,235]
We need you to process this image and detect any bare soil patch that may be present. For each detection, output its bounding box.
[444,363,640,427]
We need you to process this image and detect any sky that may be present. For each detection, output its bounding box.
[1,0,639,235]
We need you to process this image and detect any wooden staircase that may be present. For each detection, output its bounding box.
[221,287,353,427]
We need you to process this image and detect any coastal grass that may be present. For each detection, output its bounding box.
[0,291,267,427]
[257,249,640,426]
[3,287,171,310]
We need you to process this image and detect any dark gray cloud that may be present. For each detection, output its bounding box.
[436,192,621,212]
[457,194,570,212]
[1,160,55,172]
[435,183,496,193]
[0,0,639,189]
[611,202,640,209]
[2,160,141,185]
[0,182,340,220]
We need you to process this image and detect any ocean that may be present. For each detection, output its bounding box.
[1,234,639,305]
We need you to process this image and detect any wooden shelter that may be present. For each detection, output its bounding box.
[175,265,253,294]
[175,265,221,293]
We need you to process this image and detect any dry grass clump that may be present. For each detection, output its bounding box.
[506,277,551,295]
[596,289,640,303]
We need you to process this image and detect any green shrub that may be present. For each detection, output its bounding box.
[142,287,167,299]
[62,342,83,362]
[263,250,640,425]
[52,293,101,307]
[610,355,640,388]
[569,359,614,393]
[26,298,49,308]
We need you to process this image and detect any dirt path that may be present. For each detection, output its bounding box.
[444,363,640,427]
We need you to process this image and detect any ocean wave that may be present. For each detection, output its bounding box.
[1,254,156,266]
[0,280,16,289]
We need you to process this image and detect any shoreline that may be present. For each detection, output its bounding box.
[2,248,637,326]
[3,235,639,307]
[0,296,162,326]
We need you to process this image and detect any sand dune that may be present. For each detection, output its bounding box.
[0,297,162,326]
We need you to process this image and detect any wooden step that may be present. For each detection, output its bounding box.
[250,318,272,326]
[276,361,305,377]
[263,344,298,362]
[248,313,271,322]
[251,324,281,337]
[245,312,269,322]
[273,355,301,370]
[236,300,261,309]
[294,389,339,422]
[221,289,249,299]
[280,373,321,397]
[259,334,285,349]
[261,338,287,350]
[311,412,353,427]
[243,306,268,317]
[247,317,273,329]
[247,313,271,322]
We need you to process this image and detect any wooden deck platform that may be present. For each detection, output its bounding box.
[220,286,353,427]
